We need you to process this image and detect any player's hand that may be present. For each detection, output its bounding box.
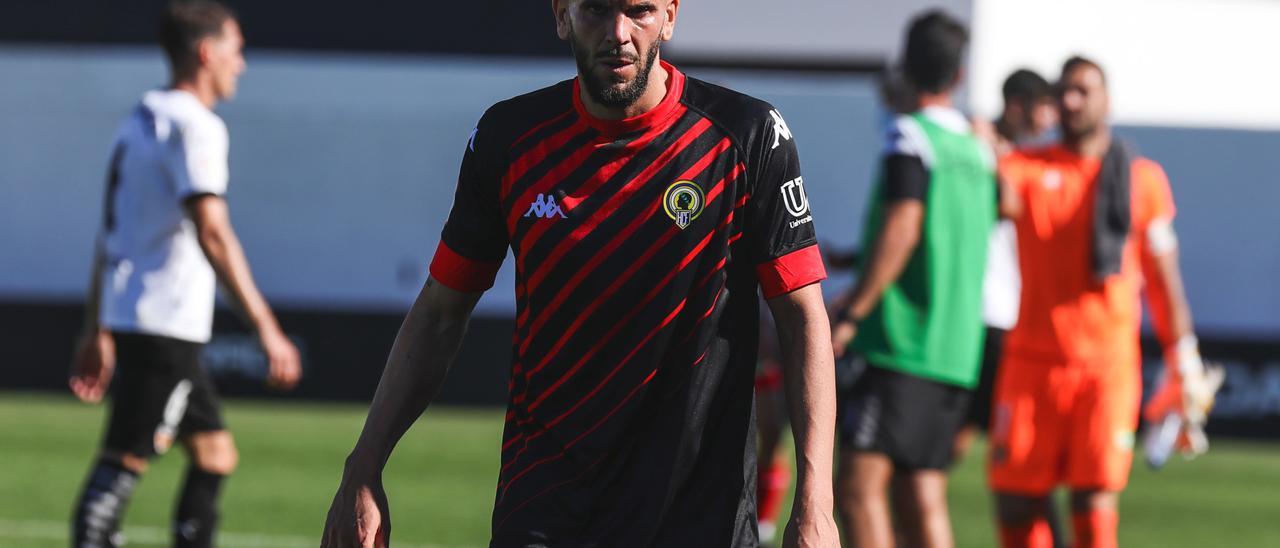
[831,320,857,359]
[69,329,115,403]
[322,469,390,548]
[1179,362,1226,426]
[259,327,301,391]
[781,503,840,548]
[1143,337,1226,465]
[1145,339,1225,426]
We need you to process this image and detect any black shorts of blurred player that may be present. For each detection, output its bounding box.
[104,333,226,458]
[839,365,972,471]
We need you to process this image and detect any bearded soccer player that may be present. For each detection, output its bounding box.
[69,2,301,547]
[320,1,839,546]
[990,56,1217,548]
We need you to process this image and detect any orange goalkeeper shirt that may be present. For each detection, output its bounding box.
[1000,144,1176,364]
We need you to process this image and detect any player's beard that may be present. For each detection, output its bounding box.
[1059,102,1108,144]
[572,38,662,109]
[1060,116,1100,145]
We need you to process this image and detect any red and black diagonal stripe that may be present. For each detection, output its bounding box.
[492,99,750,517]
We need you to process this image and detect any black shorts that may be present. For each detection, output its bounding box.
[104,333,225,458]
[964,326,1006,431]
[838,364,972,470]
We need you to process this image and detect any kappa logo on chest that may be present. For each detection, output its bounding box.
[524,194,568,219]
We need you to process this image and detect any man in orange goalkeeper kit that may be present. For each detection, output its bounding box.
[989,55,1223,548]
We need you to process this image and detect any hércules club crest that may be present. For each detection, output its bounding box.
[663,180,705,230]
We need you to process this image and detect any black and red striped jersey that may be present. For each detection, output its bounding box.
[428,61,825,547]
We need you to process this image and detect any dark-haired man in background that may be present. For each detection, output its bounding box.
[960,66,1066,548]
[991,69,1058,156]
[832,10,996,548]
[969,66,1056,427]
[958,68,1058,461]
[70,2,301,546]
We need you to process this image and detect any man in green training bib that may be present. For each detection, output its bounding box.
[830,10,997,548]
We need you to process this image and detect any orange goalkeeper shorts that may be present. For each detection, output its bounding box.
[987,351,1142,495]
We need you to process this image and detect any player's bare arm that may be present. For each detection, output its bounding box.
[322,278,481,548]
[831,199,923,356]
[1143,233,1193,344]
[187,194,301,389]
[766,283,840,548]
[69,242,115,403]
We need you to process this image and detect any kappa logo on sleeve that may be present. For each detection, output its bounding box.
[769,110,793,150]
[524,194,567,219]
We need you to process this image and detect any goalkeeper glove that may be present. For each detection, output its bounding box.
[1142,336,1226,469]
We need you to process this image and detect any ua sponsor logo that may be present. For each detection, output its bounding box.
[780,177,810,218]
[524,194,567,219]
[769,109,793,150]
[663,180,705,230]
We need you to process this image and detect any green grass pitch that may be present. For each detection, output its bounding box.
[1,393,1277,547]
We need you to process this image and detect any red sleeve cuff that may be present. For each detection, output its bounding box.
[429,240,502,293]
[756,245,827,299]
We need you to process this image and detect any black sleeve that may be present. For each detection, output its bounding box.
[744,107,826,298]
[431,114,510,292]
[441,121,509,262]
[746,108,818,264]
[881,153,928,203]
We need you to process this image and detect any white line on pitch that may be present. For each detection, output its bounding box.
[0,518,466,548]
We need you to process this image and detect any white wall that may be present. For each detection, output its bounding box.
[670,0,972,62]
[969,0,1280,130]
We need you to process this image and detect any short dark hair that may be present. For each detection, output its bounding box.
[1002,69,1051,103]
[902,10,969,94]
[1061,55,1107,87]
[160,0,236,75]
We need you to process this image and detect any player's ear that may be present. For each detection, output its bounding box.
[553,0,572,41]
[662,0,679,41]
[195,36,213,68]
[951,67,965,90]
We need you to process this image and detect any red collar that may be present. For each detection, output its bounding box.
[573,60,685,136]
